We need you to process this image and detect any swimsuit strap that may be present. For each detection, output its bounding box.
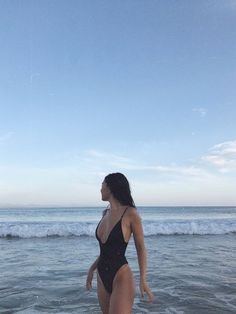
[121,206,129,219]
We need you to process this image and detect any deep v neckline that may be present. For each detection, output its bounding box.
[97,206,128,245]
[99,219,121,244]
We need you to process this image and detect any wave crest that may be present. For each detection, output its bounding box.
[1,219,236,239]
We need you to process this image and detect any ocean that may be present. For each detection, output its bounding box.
[0,206,236,313]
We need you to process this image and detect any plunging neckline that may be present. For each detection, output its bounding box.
[96,207,128,245]
[98,219,121,244]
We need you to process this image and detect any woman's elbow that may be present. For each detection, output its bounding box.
[135,242,146,253]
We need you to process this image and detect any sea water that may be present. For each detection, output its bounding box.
[0,206,236,313]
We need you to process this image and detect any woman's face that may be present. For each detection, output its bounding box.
[100,181,111,201]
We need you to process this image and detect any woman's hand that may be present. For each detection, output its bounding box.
[140,279,155,303]
[86,268,94,290]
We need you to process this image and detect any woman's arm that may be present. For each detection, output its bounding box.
[89,255,100,272]
[86,255,100,290]
[130,208,154,303]
[130,208,147,280]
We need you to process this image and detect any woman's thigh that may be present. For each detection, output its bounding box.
[97,271,111,314]
[109,265,136,314]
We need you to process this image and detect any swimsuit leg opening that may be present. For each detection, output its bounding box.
[111,263,129,292]
[97,268,112,295]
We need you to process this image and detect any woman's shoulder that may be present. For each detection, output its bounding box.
[127,206,140,219]
[126,207,142,231]
[127,206,137,213]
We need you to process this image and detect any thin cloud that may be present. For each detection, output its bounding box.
[85,149,133,164]
[202,140,236,172]
[30,72,40,83]
[0,132,14,144]
[192,107,208,117]
[225,0,236,10]
[85,149,211,179]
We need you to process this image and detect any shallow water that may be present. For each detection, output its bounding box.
[1,234,236,313]
[1,207,236,313]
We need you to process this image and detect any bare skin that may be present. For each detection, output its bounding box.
[86,181,154,313]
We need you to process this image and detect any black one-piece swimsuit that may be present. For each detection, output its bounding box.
[95,206,129,294]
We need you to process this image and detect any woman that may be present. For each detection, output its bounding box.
[86,172,154,314]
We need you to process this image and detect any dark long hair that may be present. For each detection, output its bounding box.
[104,172,136,209]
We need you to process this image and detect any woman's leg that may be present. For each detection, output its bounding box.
[109,265,136,314]
[97,271,111,314]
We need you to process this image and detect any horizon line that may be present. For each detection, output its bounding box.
[0,204,235,209]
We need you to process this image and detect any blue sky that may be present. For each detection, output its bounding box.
[0,0,236,207]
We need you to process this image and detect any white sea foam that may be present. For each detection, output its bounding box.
[1,218,236,238]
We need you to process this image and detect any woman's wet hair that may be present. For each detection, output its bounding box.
[104,172,136,208]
